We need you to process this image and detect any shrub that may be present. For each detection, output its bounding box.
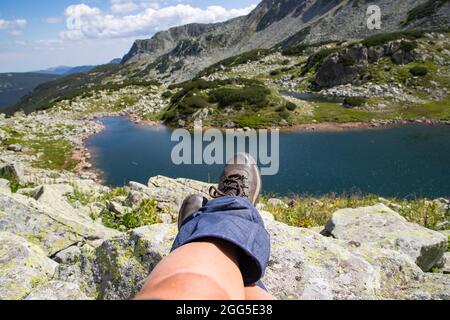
[270,69,281,76]
[161,91,172,99]
[400,40,418,52]
[275,106,286,112]
[285,102,297,111]
[361,30,425,47]
[279,110,291,119]
[178,96,209,115]
[343,97,367,107]
[209,85,271,109]
[338,55,356,66]
[101,198,162,231]
[409,66,428,76]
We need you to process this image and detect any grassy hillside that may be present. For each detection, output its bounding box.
[0,73,60,111]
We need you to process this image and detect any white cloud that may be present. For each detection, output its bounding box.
[111,0,139,13]
[0,19,27,35]
[60,3,257,40]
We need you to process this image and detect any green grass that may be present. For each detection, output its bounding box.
[400,97,450,120]
[261,195,448,230]
[2,132,79,171]
[311,102,381,123]
[32,139,79,170]
[98,198,162,231]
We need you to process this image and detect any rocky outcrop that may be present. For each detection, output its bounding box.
[0,190,120,256]
[25,281,88,300]
[0,232,57,300]
[323,204,448,272]
[0,176,448,300]
[120,0,449,83]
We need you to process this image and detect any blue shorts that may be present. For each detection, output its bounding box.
[171,196,271,288]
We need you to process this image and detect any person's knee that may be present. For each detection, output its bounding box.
[137,272,238,300]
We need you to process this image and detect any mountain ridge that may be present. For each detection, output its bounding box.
[120,0,450,83]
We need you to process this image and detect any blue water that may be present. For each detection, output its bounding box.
[86,117,450,198]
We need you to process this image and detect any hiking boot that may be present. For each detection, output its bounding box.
[178,194,208,230]
[209,153,262,205]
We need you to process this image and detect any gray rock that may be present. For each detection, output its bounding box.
[0,163,25,183]
[54,244,98,299]
[36,184,74,213]
[17,186,44,199]
[324,204,448,271]
[0,190,120,256]
[107,201,127,216]
[147,176,212,213]
[443,252,450,274]
[7,144,23,152]
[391,49,417,65]
[0,178,10,191]
[0,232,57,300]
[128,181,149,193]
[125,190,147,207]
[160,214,172,224]
[54,246,82,264]
[263,221,379,300]
[25,281,88,300]
[396,273,450,300]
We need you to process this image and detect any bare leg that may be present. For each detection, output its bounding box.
[135,238,246,300]
[245,286,276,300]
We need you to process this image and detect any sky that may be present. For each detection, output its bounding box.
[0,0,259,72]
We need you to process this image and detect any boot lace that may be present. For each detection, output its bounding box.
[209,174,248,199]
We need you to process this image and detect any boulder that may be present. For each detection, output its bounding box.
[0,190,120,256]
[6,144,23,152]
[391,50,417,65]
[0,163,25,183]
[0,232,57,300]
[324,204,448,271]
[443,252,450,274]
[0,178,10,191]
[128,181,150,193]
[17,186,44,199]
[147,176,212,213]
[125,190,148,207]
[314,56,359,88]
[54,244,99,299]
[54,246,82,264]
[263,221,379,300]
[25,281,88,300]
[107,201,127,216]
[36,184,74,213]
[396,274,450,300]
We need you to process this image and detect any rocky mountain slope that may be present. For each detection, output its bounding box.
[121,0,450,83]
[8,0,450,116]
[0,171,448,300]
